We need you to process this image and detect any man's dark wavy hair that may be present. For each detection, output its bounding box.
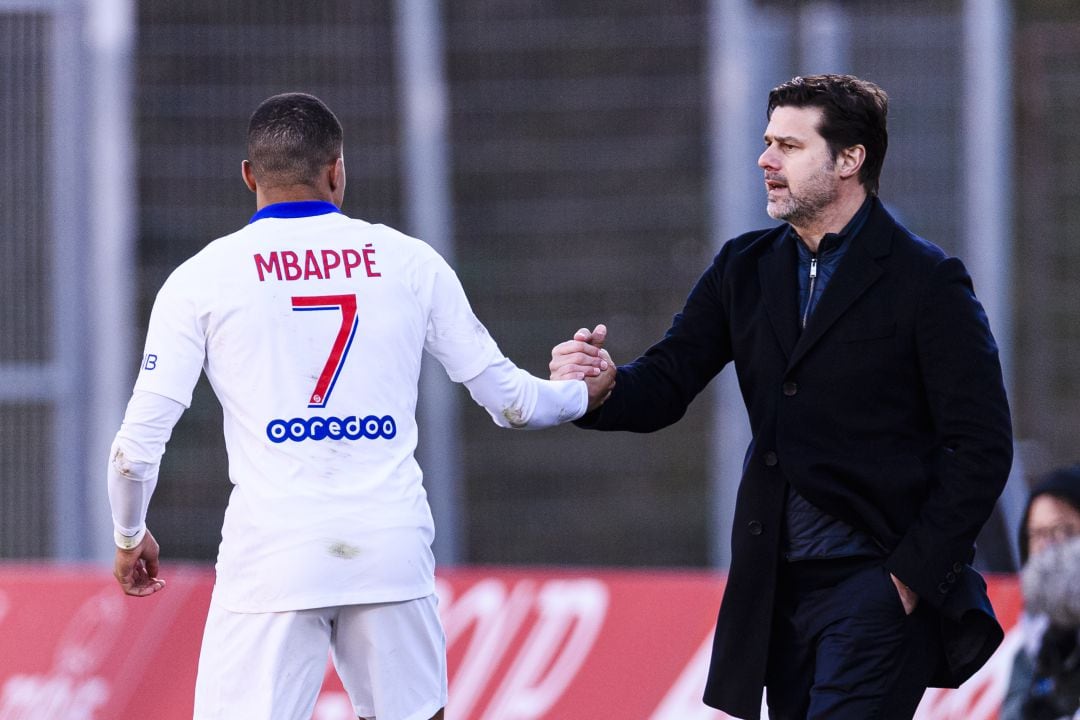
[247,93,343,188]
[767,74,889,196]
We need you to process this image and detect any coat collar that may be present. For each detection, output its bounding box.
[758,197,896,368]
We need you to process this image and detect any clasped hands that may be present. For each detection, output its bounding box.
[549,324,617,413]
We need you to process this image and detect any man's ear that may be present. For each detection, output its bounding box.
[328,156,346,207]
[837,145,866,180]
[329,157,345,193]
[241,160,258,193]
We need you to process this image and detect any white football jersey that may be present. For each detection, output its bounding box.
[136,201,510,612]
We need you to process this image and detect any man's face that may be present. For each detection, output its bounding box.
[757,105,841,228]
[1027,494,1080,558]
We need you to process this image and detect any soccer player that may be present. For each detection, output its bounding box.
[107,92,594,720]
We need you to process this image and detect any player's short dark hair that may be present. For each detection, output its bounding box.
[767,74,889,196]
[247,93,343,188]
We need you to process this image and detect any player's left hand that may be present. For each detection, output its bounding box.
[890,572,919,615]
[114,529,166,597]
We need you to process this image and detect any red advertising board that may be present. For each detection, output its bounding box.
[0,565,1021,719]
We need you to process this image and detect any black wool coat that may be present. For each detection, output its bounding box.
[577,198,1013,719]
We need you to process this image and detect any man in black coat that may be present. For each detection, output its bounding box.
[550,74,1013,719]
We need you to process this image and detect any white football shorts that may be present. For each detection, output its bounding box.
[193,593,447,720]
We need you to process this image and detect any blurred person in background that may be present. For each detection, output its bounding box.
[550,73,1013,719]
[1001,465,1080,720]
[106,92,591,720]
[1017,535,1080,720]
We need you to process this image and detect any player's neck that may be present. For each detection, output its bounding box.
[255,184,336,210]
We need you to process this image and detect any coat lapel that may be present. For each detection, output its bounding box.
[758,232,800,363]
[788,202,894,369]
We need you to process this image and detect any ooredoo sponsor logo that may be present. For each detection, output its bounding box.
[266,414,397,443]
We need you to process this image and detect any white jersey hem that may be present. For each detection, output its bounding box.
[210,582,436,614]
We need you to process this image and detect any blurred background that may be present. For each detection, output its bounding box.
[1,0,1077,572]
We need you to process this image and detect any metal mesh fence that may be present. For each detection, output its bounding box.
[850,7,964,257]
[0,404,52,559]
[1015,22,1080,475]
[0,13,50,365]
[0,12,52,558]
[446,1,711,564]
[137,0,402,279]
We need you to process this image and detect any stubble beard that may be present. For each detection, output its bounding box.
[766,161,840,228]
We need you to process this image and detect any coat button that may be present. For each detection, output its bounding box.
[952,562,963,573]
[937,582,949,595]
[782,381,798,396]
[748,521,763,536]
[945,572,956,583]
[764,451,778,467]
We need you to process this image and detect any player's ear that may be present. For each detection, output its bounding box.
[837,144,865,180]
[241,160,258,193]
[329,157,345,205]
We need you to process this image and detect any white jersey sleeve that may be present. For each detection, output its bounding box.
[463,356,586,428]
[416,249,586,427]
[107,390,185,548]
[418,251,501,383]
[133,264,208,407]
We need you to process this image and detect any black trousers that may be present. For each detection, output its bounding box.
[764,558,941,720]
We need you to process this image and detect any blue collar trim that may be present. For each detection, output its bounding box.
[249,201,341,224]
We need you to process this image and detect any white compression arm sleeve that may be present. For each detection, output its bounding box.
[107,390,185,548]
[462,356,587,429]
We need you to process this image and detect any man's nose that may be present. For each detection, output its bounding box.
[758,147,776,169]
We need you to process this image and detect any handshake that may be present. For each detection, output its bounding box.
[548,323,617,413]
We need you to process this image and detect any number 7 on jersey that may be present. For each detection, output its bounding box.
[292,294,358,408]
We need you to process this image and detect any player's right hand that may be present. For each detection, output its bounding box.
[114,529,166,597]
[549,324,609,381]
[550,324,616,412]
